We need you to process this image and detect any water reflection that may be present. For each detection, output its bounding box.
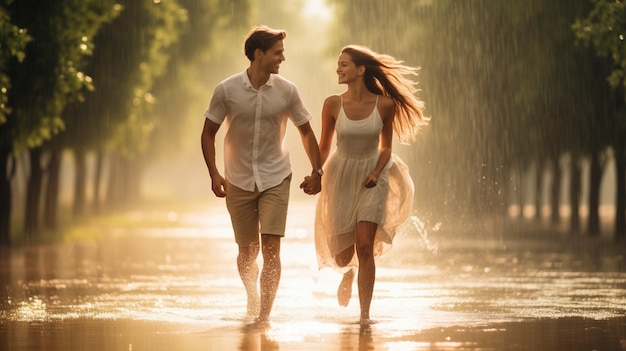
[1,203,626,350]
[239,323,280,351]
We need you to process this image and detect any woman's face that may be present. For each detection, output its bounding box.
[336,53,361,84]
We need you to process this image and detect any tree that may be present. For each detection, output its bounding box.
[573,0,626,239]
[2,0,114,242]
[60,0,184,214]
[0,1,30,245]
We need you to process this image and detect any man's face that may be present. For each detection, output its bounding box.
[258,40,285,74]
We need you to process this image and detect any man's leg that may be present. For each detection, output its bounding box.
[237,240,260,318]
[225,180,262,319]
[255,175,290,322]
[257,234,281,322]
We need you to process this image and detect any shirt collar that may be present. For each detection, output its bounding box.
[241,71,275,89]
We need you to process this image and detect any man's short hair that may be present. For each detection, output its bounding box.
[244,25,287,61]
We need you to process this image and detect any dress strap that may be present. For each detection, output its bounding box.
[339,95,345,119]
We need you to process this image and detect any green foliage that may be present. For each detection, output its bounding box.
[4,0,118,150]
[4,0,250,161]
[573,0,626,91]
[0,5,30,125]
[108,0,185,156]
[63,0,187,157]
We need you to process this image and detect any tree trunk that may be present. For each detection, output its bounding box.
[534,161,543,221]
[0,143,13,245]
[105,154,143,209]
[615,147,626,241]
[43,146,62,230]
[569,158,581,234]
[105,153,120,209]
[73,148,87,217]
[550,156,561,224]
[24,147,43,239]
[126,156,142,204]
[587,151,603,237]
[517,167,524,219]
[93,149,103,214]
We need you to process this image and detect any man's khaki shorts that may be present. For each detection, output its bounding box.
[225,175,291,247]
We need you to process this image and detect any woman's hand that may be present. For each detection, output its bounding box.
[363,174,378,188]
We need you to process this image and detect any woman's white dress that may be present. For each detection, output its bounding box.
[315,96,414,271]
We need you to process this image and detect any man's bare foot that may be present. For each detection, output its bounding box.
[255,315,269,323]
[359,317,375,325]
[253,316,270,329]
[337,269,355,307]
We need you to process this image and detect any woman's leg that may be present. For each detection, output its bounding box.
[335,245,355,306]
[355,221,377,322]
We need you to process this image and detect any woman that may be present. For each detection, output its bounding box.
[313,45,427,323]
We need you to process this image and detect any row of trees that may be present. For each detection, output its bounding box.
[0,0,250,245]
[1,0,625,245]
[328,0,625,239]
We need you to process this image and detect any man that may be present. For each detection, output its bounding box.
[201,25,323,323]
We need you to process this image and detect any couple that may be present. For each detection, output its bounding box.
[201,25,427,325]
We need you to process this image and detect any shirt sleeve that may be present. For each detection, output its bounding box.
[287,85,312,127]
[204,83,228,124]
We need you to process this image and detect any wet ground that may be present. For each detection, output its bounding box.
[1,202,626,350]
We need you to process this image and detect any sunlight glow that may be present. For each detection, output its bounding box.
[303,0,333,21]
[387,341,475,350]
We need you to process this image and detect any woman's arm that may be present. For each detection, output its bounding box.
[363,96,395,188]
[319,95,340,165]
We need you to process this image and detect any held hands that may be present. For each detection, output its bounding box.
[299,174,321,195]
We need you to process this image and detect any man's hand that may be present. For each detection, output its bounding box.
[299,174,321,195]
[211,175,227,197]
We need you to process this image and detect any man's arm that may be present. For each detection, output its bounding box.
[201,118,227,197]
[296,121,322,195]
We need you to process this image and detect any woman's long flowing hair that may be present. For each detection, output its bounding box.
[342,45,428,144]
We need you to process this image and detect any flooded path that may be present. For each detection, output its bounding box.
[1,202,626,350]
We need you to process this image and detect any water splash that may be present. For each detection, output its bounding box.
[402,215,439,254]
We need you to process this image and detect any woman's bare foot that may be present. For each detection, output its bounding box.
[337,269,355,306]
